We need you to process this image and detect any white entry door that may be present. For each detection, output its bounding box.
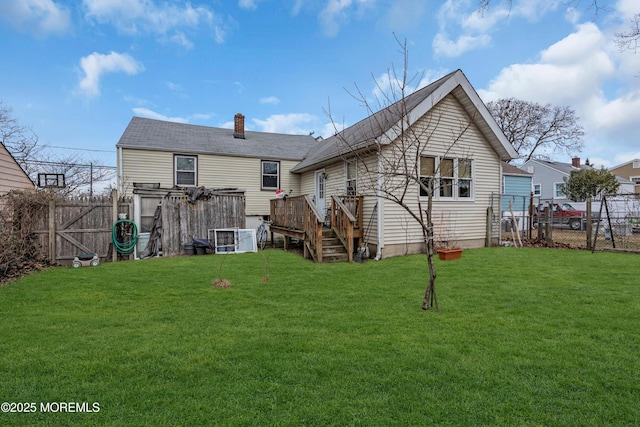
[315,169,326,220]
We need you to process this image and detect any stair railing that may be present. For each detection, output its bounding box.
[331,196,357,262]
[303,195,324,262]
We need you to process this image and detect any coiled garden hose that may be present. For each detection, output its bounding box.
[112,219,138,255]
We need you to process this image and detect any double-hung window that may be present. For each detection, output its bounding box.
[175,155,197,187]
[533,184,541,196]
[419,156,474,200]
[261,160,280,190]
[345,160,357,195]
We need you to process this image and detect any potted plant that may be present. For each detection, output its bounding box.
[434,211,462,261]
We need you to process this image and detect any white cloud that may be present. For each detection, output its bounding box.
[318,0,374,37]
[433,0,565,58]
[479,23,615,105]
[78,51,144,98]
[252,113,318,134]
[260,96,281,105]
[478,21,640,167]
[131,108,188,123]
[0,0,71,36]
[432,32,491,57]
[82,0,231,45]
[238,0,264,11]
[386,0,428,30]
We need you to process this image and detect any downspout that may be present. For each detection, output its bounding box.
[117,145,123,194]
[375,152,383,260]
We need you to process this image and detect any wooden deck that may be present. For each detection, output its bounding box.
[270,195,363,262]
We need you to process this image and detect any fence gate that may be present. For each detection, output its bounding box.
[34,193,132,266]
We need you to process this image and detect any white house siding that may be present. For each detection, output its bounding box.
[0,143,34,195]
[120,148,301,216]
[379,95,501,257]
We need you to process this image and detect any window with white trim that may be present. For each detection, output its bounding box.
[174,155,197,187]
[261,160,280,190]
[633,161,640,169]
[345,160,357,195]
[419,156,474,200]
[554,182,566,198]
[533,184,541,196]
[630,176,640,184]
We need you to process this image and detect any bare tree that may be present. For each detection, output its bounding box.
[479,0,639,52]
[486,97,584,163]
[0,101,41,168]
[325,39,478,311]
[1,101,114,196]
[615,13,640,53]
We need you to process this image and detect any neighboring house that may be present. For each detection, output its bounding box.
[522,157,588,201]
[0,141,34,196]
[116,114,319,232]
[289,69,517,258]
[523,157,634,202]
[501,162,533,212]
[117,69,518,260]
[610,159,640,194]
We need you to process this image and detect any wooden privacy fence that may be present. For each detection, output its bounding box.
[160,192,245,256]
[33,191,132,266]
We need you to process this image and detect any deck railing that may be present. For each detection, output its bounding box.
[270,195,305,231]
[270,194,363,262]
[270,195,324,261]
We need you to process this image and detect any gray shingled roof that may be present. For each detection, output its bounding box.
[501,162,532,176]
[535,160,593,175]
[291,70,457,173]
[291,69,517,173]
[116,117,319,161]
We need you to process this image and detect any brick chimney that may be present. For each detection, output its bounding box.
[571,157,580,168]
[233,113,245,139]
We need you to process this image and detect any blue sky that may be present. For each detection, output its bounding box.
[1,0,639,190]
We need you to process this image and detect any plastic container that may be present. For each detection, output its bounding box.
[183,244,195,255]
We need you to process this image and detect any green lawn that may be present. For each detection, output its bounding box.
[1,248,639,426]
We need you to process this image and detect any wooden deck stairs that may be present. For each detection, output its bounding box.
[319,228,349,263]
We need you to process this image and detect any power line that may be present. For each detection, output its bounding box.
[23,159,116,169]
[44,144,115,153]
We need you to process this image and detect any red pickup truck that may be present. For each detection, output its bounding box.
[534,203,586,230]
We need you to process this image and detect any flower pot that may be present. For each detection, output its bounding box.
[437,248,462,261]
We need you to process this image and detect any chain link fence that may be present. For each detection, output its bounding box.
[490,193,640,253]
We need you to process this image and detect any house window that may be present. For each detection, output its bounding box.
[440,158,454,198]
[419,156,435,197]
[554,182,565,198]
[630,176,640,184]
[175,155,197,187]
[458,159,472,199]
[633,161,640,169]
[261,160,280,190]
[420,156,473,200]
[345,160,357,195]
[533,184,541,196]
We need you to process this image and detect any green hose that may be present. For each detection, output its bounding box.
[112,219,138,255]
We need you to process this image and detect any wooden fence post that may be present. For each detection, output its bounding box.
[48,200,56,264]
[111,189,118,262]
[586,198,592,250]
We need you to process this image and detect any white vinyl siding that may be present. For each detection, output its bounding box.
[380,94,501,248]
[119,148,301,216]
